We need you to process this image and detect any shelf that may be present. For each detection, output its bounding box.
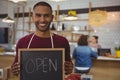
[22,14,91,42]
[51,30,93,32]
[53,19,88,22]
[51,29,93,42]
[26,19,88,23]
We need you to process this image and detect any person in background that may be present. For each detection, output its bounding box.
[11,1,73,76]
[89,35,101,52]
[73,34,98,74]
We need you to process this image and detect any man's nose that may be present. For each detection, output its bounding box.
[40,16,46,22]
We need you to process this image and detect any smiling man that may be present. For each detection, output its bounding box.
[11,1,73,76]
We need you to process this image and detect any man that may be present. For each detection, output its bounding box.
[11,1,73,76]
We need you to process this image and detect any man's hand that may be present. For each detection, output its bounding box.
[65,61,73,75]
[11,62,20,76]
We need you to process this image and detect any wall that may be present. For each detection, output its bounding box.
[0,0,120,54]
[9,11,120,55]
[91,12,120,54]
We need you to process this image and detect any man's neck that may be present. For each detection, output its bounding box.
[35,30,51,38]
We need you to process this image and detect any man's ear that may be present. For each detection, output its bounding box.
[51,15,54,21]
[32,14,35,22]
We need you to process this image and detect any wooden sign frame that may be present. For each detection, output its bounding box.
[18,48,65,80]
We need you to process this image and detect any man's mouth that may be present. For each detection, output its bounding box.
[39,23,46,26]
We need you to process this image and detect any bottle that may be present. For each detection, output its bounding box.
[84,25,87,30]
[62,23,65,31]
[51,23,56,30]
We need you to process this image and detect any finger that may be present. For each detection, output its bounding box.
[11,62,20,75]
[12,68,20,75]
[12,62,20,69]
[14,62,20,66]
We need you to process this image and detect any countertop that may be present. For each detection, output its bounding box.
[1,52,120,61]
[0,52,15,56]
[97,56,120,61]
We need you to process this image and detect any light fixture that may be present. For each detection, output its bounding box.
[2,1,15,23]
[89,9,107,26]
[2,16,14,23]
[49,0,66,2]
[63,10,78,20]
[9,0,27,3]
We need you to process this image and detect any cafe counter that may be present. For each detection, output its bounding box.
[1,53,120,80]
[89,56,120,80]
[0,52,15,80]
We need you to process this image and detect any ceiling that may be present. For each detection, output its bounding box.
[26,0,120,10]
[0,0,120,14]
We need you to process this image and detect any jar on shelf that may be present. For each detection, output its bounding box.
[62,23,65,31]
[51,23,56,30]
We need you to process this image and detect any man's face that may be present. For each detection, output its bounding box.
[32,6,53,32]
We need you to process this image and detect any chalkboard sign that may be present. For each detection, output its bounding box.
[18,48,65,80]
[97,48,111,56]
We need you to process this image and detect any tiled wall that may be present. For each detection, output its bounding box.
[70,12,120,55]
[0,12,120,55]
[8,11,119,55]
[90,12,120,54]
[0,0,120,55]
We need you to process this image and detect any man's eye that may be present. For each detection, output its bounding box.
[35,14,51,17]
[35,14,41,17]
[44,14,50,17]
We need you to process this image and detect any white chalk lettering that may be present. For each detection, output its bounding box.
[25,59,35,73]
[25,58,58,74]
[42,57,48,73]
[49,59,57,71]
[35,58,43,72]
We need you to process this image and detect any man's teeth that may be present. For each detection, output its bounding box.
[39,24,46,26]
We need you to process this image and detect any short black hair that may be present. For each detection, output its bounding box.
[33,1,52,12]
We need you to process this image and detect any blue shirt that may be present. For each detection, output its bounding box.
[73,46,98,68]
